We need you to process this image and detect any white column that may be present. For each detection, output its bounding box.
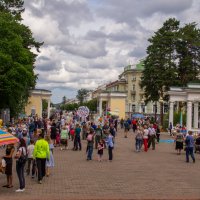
[194,102,199,129]
[47,99,51,119]
[169,101,174,127]
[99,98,102,116]
[187,101,192,131]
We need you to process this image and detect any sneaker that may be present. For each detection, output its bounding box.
[15,189,24,192]
[38,180,42,184]
[193,159,195,163]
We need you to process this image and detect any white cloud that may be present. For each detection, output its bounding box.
[21,0,200,103]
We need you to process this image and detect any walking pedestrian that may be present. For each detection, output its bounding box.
[135,126,143,152]
[175,130,184,155]
[185,131,195,163]
[45,135,55,177]
[86,128,94,160]
[74,124,82,151]
[143,125,148,152]
[33,133,50,184]
[148,124,156,150]
[26,139,36,178]
[15,138,27,192]
[106,132,114,161]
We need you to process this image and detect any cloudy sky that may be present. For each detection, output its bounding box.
[22,0,200,103]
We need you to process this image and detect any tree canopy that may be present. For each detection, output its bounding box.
[76,88,89,105]
[141,18,200,102]
[0,0,24,20]
[0,1,43,116]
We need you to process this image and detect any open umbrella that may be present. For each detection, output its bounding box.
[132,113,144,119]
[0,130,19,146]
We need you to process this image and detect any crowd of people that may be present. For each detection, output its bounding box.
[0,112,198,193]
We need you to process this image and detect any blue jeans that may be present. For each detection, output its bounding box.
[135,139,142,151]
[87,146,93,160]
[186,147,195,162]
[16,161,25,189]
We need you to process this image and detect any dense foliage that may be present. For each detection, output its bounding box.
[141,18,200,102]
[0,1,42,116]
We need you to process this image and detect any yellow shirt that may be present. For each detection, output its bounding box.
[33,139,50,159]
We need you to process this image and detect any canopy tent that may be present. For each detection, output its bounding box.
[0,130,19,146]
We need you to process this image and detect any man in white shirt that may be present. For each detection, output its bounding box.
[148,124,156,150]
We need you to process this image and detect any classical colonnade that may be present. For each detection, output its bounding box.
[168,84,200,131]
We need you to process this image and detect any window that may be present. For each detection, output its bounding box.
[132,84,135,91]
[132,95,135,101]
[164,103,169,113]
[153,104,157,113]
[132,104,136,112]
[132,76,136,81]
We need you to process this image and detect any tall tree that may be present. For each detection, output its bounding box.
[76,89,89,105]
[62,96,67,104]
[0,11,43,116]
[141,18,200,102]
[0,0,24,20]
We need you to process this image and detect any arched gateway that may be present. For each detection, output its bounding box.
[168,83,200,131]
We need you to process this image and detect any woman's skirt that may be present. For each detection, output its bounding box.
[176,141,183,150]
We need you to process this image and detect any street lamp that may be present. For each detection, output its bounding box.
[159,97,164,127]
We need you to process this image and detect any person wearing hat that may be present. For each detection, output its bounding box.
[33,133,50,184]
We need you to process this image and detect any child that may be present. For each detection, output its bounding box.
[2,144,15,188]
[97,139,104,162]
[27,139,36,178]
[45,135,55,177]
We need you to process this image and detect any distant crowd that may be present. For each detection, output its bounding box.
[0,112,198,193]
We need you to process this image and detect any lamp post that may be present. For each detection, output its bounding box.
[159,97,164,127]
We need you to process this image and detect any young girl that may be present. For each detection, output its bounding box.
[97,139,104,162]
[45,135,55,177]
[2,144,15,188]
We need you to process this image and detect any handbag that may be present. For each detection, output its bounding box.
[18,148,27,165]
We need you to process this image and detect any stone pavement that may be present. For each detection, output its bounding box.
[0,129,200,200]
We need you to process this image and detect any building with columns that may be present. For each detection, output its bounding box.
[98,91,127,119]
[168,83,200,131]
[25,89,52,118]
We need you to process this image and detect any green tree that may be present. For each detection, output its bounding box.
[0,11,42,116]
[62,96,67,104]
[0,0,24,20]
[141,18,200,102]
[83,98,97,112]
[76,89,89,105]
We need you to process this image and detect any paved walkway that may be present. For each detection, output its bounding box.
[0,129,200,199]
